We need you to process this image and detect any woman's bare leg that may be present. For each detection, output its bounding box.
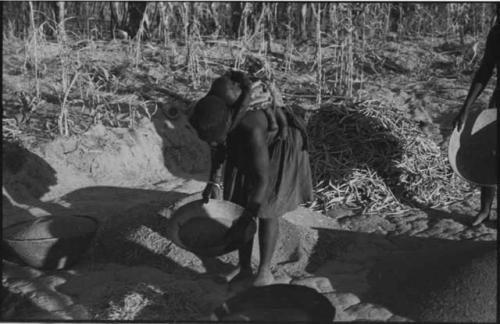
[225,240,254,284]
[472,186,497,226]
[254,217,279,286]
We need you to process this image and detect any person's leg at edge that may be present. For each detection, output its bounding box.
[471,96,499,227]
[253,217,279,286]
[472,186,497,226]
[224,240,254,284]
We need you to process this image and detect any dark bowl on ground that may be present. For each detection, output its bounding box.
[3,215,98,270]
[212,284,335,322]
[165,199,255,257]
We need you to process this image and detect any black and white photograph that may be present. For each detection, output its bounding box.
[2,1,497,322]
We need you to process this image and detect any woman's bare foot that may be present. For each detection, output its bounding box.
[228,267,254,292]
[215,266,253,284]
[229,267,253,284]
[253,269,275,287]
[471,211,490,226]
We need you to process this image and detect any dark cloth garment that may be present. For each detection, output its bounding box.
[489,88,499,108]
[222,108,314,219]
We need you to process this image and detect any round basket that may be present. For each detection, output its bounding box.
[165,199,254,257]
[448,108,497,186]
[3,215,98,270]
[164,106,181,120]
[212,284,336,322]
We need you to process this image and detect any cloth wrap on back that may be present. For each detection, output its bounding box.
[209,79,309,174]
[248,80,309,150]
[213,79,314,218]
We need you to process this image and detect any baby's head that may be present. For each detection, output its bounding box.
[189,95,231,146]
[208,75,242,107]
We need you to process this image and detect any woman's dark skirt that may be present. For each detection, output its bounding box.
[223,113,313,219]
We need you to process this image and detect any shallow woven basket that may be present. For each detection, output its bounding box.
[3,215,98,270]
[212,284,336,322]
[165,199,254,257]
[448,108,497,186]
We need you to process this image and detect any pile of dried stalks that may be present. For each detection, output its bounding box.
[101,281,203,321]
[307,99,472,214]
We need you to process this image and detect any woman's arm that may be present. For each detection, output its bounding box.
[244,124,271,218]
[223,112,269,245]
[454,28,497,129]
[202,144,225,202]
[228,71,253,127]
[275,107,288,140]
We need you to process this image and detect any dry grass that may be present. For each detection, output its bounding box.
[307,98,472,214]
[99,281,203,321]
[103,283,160,320]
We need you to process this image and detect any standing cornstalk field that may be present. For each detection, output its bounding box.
[3,2,495,94]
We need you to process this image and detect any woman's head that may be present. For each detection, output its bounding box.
[189,95,231,145]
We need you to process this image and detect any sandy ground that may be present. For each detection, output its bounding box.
[2,111,496,322]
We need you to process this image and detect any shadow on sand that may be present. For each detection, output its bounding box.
[2,141,230,320]
[306,225,497,322]
[150,105,210,183]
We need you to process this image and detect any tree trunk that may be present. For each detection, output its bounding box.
[110,2,129,38]
[127,1,147,39]
[50,1,59,24]
[313,3,322,106]
[57,1,65,41]
[41,1,59,37]
[210,2,221,37]
[28,1,40,98]
[230,2,242,38]
[158,1,169,44]
[389,3,401,33]
[110,2,119,37]
[301,3,308,40]
[276,2,287,38]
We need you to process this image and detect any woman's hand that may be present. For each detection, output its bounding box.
[453,109,468,131]
[202,182,223,203]
[157,192,202,218]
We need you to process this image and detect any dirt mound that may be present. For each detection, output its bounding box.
[3,115,208,203]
